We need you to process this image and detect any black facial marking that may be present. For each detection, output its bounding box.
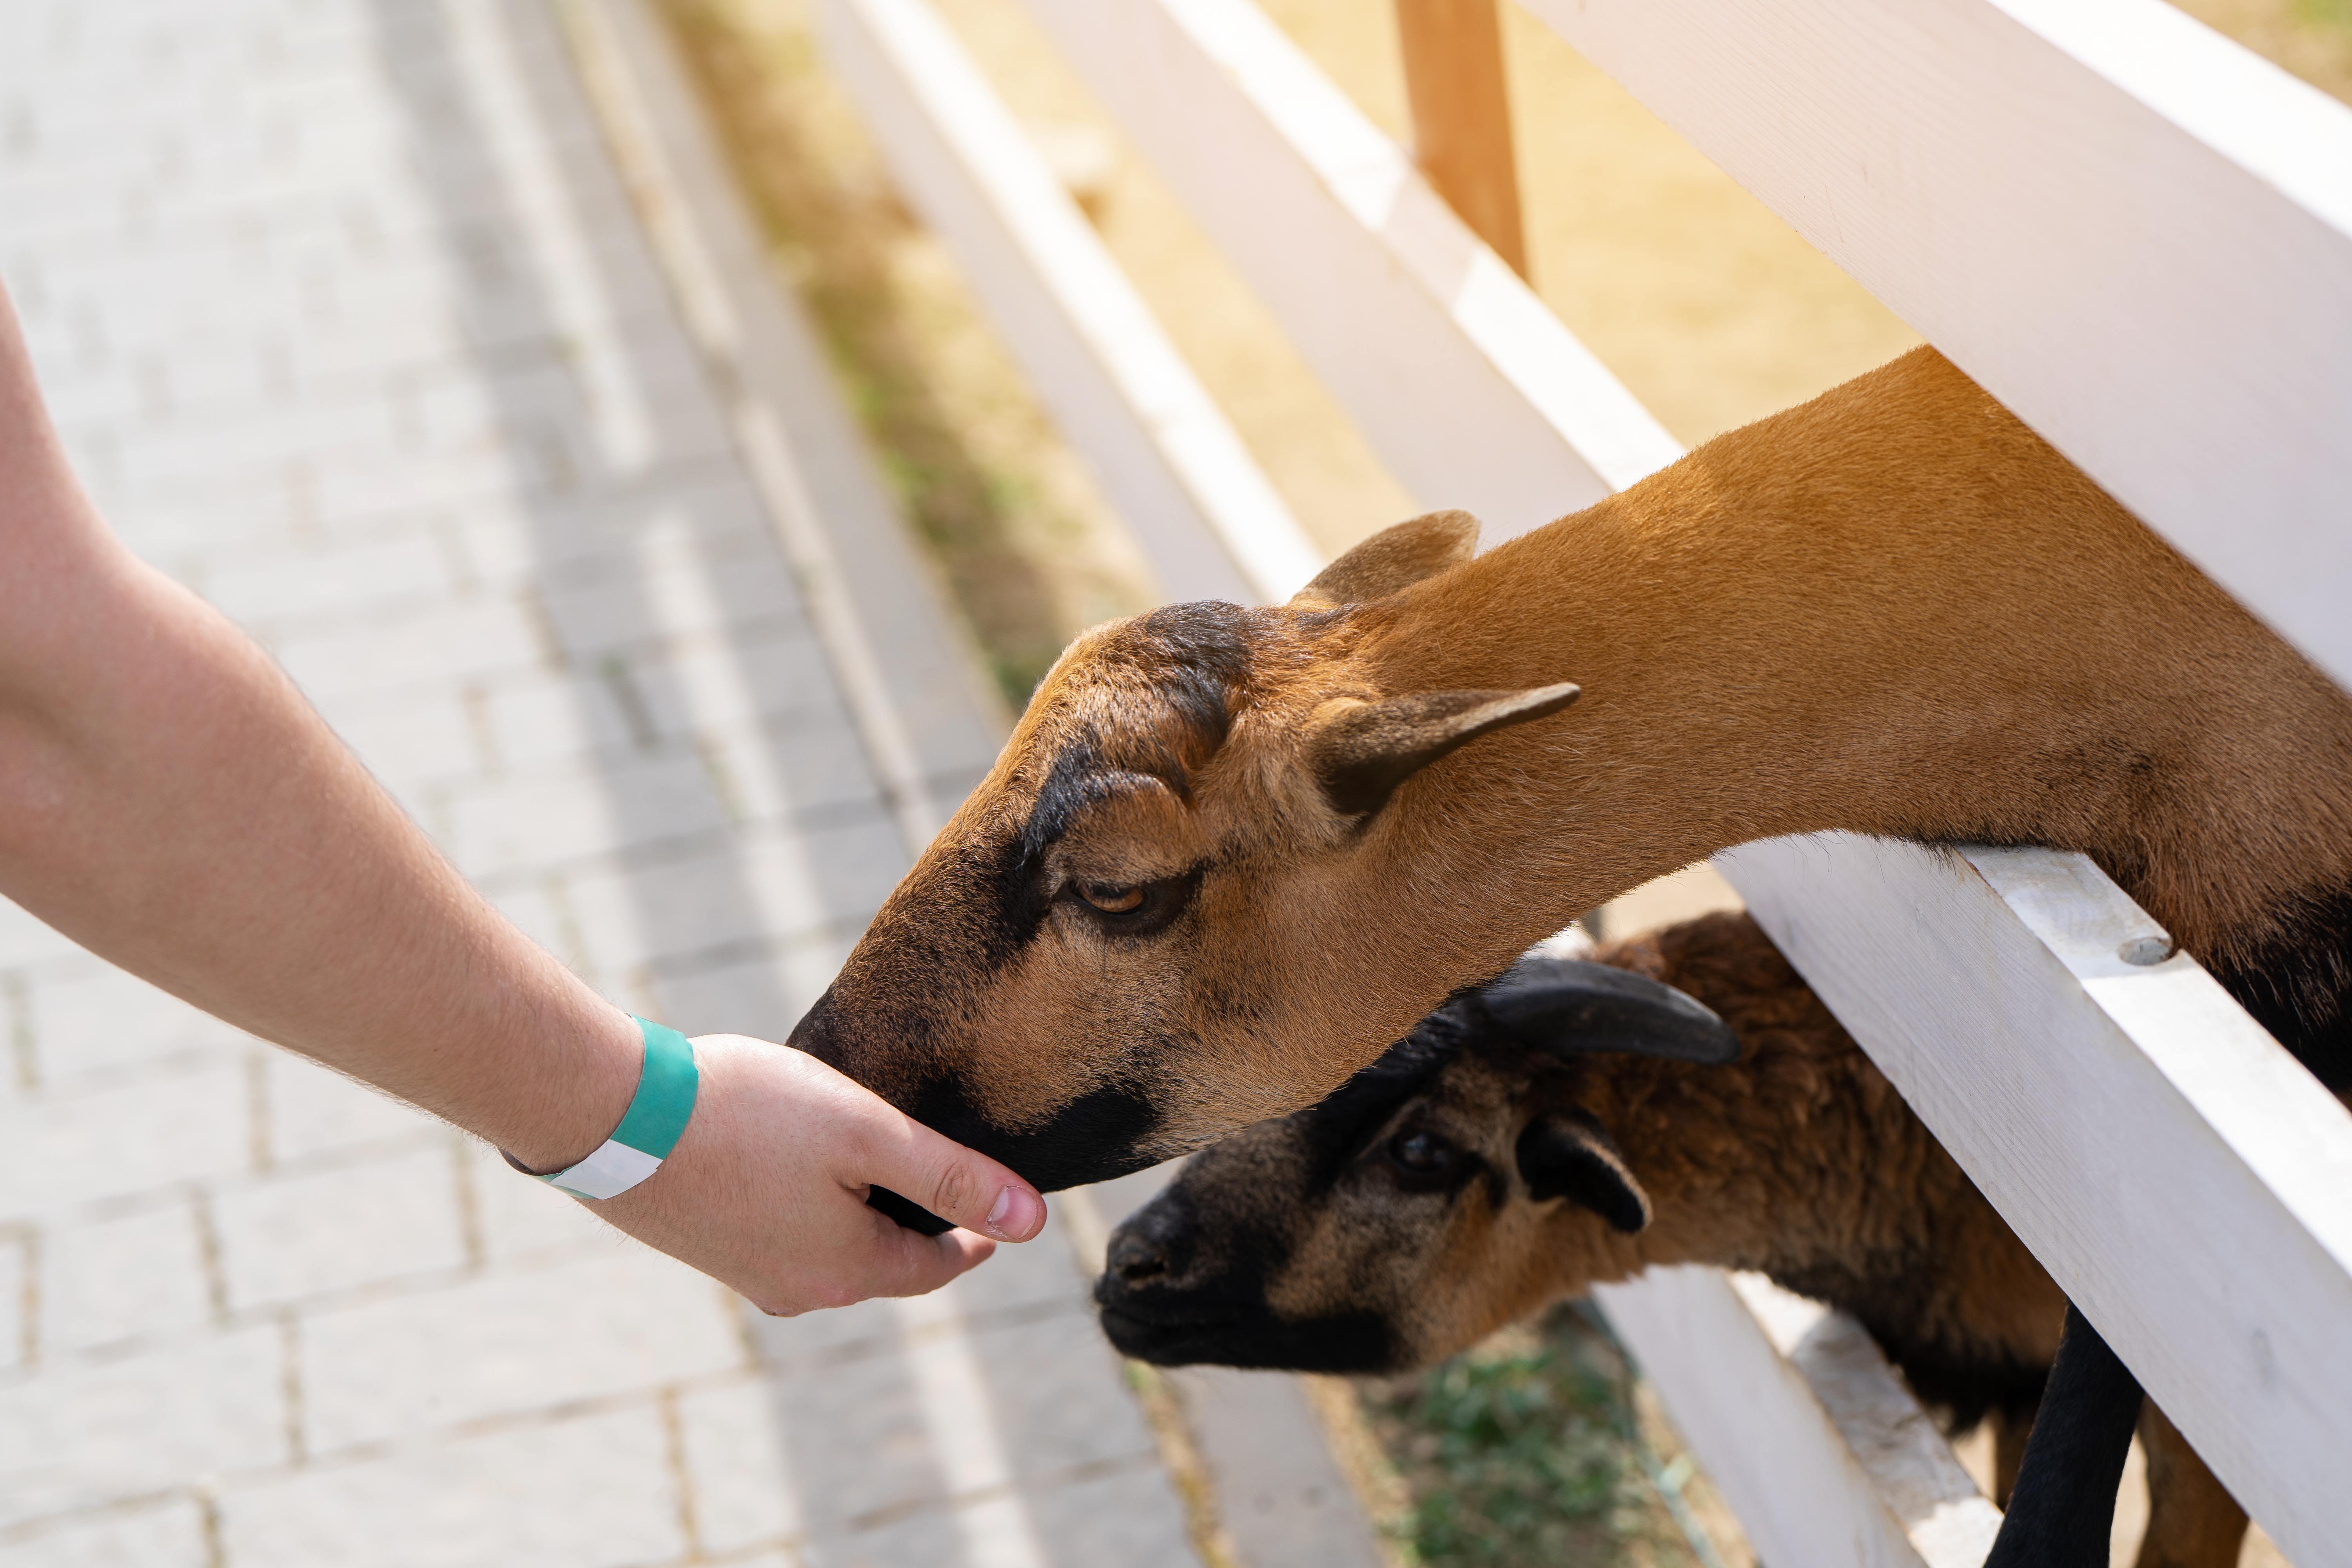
[904,1074,1164,1194]
[1093,1179,1399,1372]
[1022,734,1114,860]
[866,1186,955,1236]
[1296,1001,1485,1192]
[1380,1124,1486,1198]
[1098,1297,1394,1373]
[979,828,1056,974]
[1124,601,1254,751]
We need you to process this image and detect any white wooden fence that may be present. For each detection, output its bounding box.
[815,0,2352,1562]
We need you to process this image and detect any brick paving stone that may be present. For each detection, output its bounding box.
[752,1337,942,1538]
[0,1233,26,1370]
[472,664,648,774]
[923,1206,1095,1322]
[455,1138,613,1262]
[678,1376,804,1555]
[560,822,902,977]
[743,1292,907,1379]
[0,1058,252,1220]
[272,594,552,704]
[299,1245,746,1454]
[27,965,250,1085]
[213,1141,469,1310]
[441,751,729,880]
[0,1324,287,1519]
[261,1053,437,1167]
[219,1404,686,1568]
[700,717,893,826]
[562,846,785,975]
[7,1495,214,1568]
[806,1508,965,1568]
[637,629,851,742]
[649,940,853,1042]
[536,528,808,662]
[38,1196,213,1356]
[321,696,485,801]
[1020,1463,1203,1568]
[197,531,454,627]
[0,898,81,975]
[956,1312,1164,1480]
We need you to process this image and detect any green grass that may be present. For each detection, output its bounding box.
[1363,1304,1733,1568]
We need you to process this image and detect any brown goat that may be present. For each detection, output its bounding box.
[790,345,2352,1192]
[1095,912,2252,1567]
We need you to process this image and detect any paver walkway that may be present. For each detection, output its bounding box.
[0,1,1205,1563]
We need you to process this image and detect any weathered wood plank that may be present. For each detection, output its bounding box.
[820,0,1323,605]
[1734,1277,2006,1568]
[1517,0,2352,695]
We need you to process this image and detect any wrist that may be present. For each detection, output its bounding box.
[503,1016,701,1201]
[494,1004,645,1172]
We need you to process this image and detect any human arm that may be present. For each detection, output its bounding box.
[0,280,1041,1312]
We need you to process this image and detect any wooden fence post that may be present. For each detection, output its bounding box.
[1393,0,1528,278]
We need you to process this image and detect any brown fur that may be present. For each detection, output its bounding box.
[791,347,2352,1183]
[1098,912,2248,1567]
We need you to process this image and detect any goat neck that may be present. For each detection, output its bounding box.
[1356,348,2352,985]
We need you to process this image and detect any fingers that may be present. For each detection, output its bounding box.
[607,1035,1049,1317]
[867,1118,1047,1243]
[902,1227,997,1292]
[810,1216,997,1313]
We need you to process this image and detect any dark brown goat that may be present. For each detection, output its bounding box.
[1096,913,2252,1567]
[789,347,2352,1193]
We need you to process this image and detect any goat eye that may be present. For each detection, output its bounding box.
[1077,882,1144,913]
[1387,1129,1455,1176]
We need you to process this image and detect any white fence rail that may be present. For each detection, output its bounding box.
[1520,0,2352,695]
[816,0,2352,1562]
[1008,0,1682,537]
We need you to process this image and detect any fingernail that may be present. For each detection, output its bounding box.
[985,1185,1043,1240]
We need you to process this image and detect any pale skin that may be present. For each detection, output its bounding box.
[0,281,1044,1314]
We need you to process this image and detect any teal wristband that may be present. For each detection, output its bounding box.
[505,1017,699,1200]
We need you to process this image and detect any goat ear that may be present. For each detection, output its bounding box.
[1306,683,1580,818]
[1289,510,1481,607]
[1481,958,1740,1065]
[1516,1115,1651,1233]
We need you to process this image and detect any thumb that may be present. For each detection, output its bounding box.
[867,1118,1047,1243]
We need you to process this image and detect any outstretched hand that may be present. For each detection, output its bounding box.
[594,1035,1048,1315]
[0,276,1037,1319]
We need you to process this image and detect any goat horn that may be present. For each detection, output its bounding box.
[1479,958,1741,1065]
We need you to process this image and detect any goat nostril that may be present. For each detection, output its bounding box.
[1106,1228,1173,1284]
